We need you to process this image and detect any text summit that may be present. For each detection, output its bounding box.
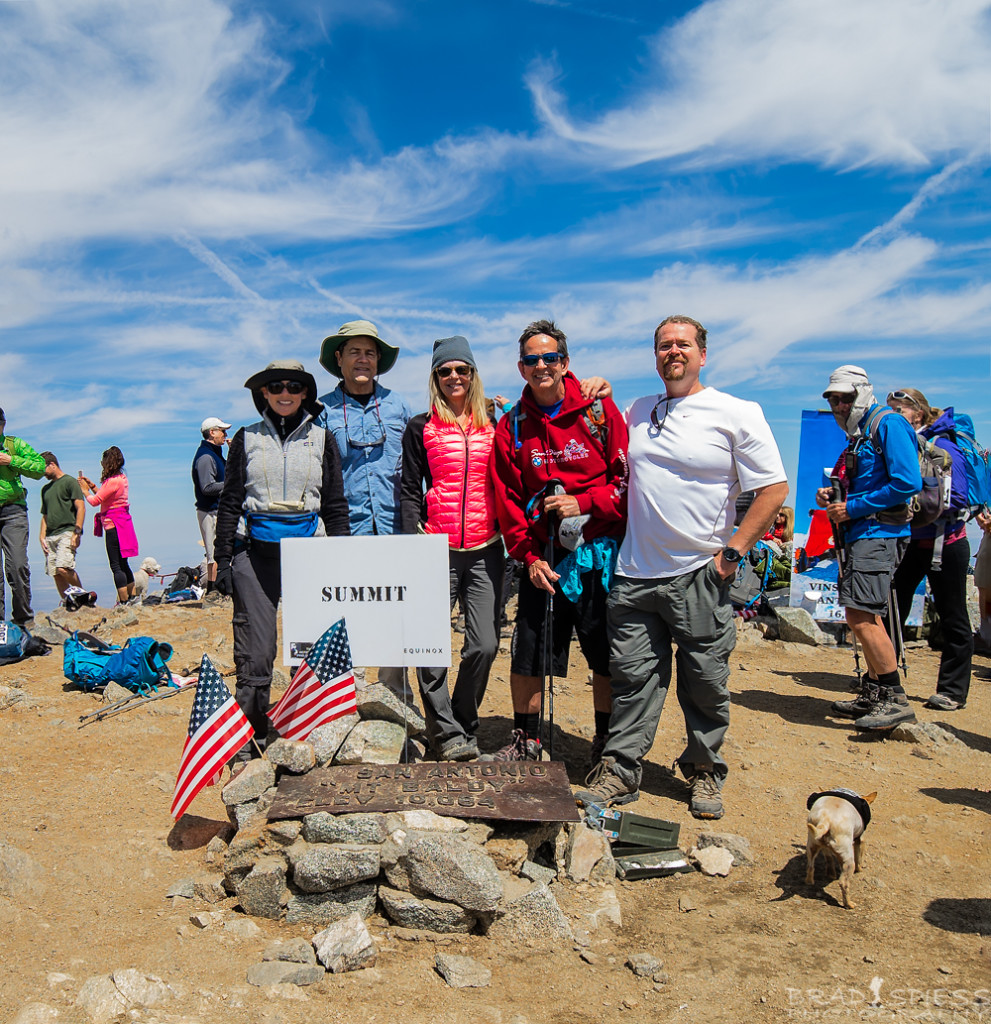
[321,585,409,603]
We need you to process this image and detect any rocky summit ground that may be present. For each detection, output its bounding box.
[1,599,990,1024]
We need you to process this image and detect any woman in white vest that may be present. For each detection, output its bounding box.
[214,360,350,762]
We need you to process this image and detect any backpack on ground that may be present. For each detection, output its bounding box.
[63,632,174,695]
[165,566,202,596]
[936,411,991,518]
[851,407,951,528]
[0,621,50,666]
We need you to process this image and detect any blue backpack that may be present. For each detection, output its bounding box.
[0,621,49,666]
[63,633,174,696]
[940,411,991,516]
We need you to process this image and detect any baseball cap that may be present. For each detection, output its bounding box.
[201,417,231,433]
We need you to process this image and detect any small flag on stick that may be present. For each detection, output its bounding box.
[268,618,358,741]
[171,654,253,820]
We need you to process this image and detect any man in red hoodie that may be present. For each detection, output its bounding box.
[487,320,629,763]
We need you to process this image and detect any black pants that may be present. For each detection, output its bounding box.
[231,545,281,757]
[893,536,973,703]
[105,528,134,590]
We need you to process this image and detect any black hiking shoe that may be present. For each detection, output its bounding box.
[574,758,639,808]
[478,728,542,762]
[854,688,916,731]
[831,679,881,719]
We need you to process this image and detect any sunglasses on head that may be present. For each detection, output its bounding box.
[266,381,306,395]
[436,365,473,379]
[521,352,564,367]
[887,390,920,408]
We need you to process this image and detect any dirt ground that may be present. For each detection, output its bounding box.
[2,600,990,1024]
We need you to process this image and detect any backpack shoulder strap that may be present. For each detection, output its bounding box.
[582,398,608,449]
[511,401,526,452]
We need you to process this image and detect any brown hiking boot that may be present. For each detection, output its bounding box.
[478,728,542,762]
[689,771,724,819]
[574,758,639,808]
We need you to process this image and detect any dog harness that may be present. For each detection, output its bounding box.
[806,789,872,829]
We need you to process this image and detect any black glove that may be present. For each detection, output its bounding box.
[215,563,234,597]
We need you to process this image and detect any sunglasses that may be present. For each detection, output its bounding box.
[521,352,564,367]
[265,381,306,395]
[826,393,852,407]
[436,365,473,379]
[887,390,920,408]
[650,396,672,431]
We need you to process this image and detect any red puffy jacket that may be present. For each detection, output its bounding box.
[400,411,499,549]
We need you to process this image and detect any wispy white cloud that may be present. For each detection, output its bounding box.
[528,0,991,171]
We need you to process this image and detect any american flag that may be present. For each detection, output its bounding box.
[268,618,358,741]
[171,655,254,820]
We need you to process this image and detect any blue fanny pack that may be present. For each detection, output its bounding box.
[247,511,319,543]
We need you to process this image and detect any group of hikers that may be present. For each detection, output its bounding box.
[0,408,140,622]
[2,316,988,822]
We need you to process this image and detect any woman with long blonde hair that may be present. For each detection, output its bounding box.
[400,336,503,760]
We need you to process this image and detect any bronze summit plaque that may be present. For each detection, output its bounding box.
[267,761,580,823]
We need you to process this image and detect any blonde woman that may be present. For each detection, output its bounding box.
[400,336,503,760]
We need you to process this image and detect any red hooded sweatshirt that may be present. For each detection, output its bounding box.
[492,372,629,567]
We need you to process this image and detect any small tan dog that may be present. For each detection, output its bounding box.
[805,788,877,909]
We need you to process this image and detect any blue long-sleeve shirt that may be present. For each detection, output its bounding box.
[317,381,411,536]
[845,404,922,543]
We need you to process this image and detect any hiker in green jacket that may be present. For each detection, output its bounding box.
[0,407,45,628]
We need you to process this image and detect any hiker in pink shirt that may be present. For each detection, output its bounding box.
[79,446,139,604]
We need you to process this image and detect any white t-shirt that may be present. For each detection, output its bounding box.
[617,387,786,580]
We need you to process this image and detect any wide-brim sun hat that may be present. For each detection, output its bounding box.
[319,319,399,378]
[243,360,317,396]
[822,364,869,399]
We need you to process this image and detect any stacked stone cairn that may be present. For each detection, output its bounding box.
[215,684,621,977]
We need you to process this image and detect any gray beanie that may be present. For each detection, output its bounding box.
[431,336,476,373]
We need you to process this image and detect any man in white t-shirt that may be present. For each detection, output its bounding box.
[575,315,787,819]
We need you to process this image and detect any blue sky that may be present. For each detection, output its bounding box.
[2,0,990,611]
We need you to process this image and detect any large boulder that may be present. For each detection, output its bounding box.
[335,721,407,764]
[356,684,426,735]
[485,882,573,941]
[309,716,360,766]
[378,885,477,933]
[312,913,378,973]
[402,834,503,912]
[302,812,388,845]
[291,844,380,893]
[774,607,832,646]
[236,857,288,919]
[285,883,378,925]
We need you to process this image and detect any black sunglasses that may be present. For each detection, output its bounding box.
[521,352,564,367]
[266,381,306,395]
[826,393,852,407]
[436,365,473,379]
[650,396,672,431]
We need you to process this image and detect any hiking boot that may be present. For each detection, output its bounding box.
[924,692,964,711]
[589,733,606,773]
[689,771,724,820]
[854,688,916,731]
[438,736,479,761]
[831,679,881,719]
[478,728,542,762]
[574,758,639,808]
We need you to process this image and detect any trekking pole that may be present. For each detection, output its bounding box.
[888,587,908,682]
[828,475,861,685]
[543,526,556,763]
[78,681,196,726]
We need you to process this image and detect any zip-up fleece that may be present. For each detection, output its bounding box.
[0,434,45,506]
[400,411,499,549]
[492,372,629,567]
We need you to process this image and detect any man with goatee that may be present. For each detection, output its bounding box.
[576,315,787,820]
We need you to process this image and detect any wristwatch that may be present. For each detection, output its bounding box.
[73,526,84,535]
[722,546,743,564]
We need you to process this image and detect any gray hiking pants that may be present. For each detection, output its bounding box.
[0,502,33,624]
[417,543,504,753]
[603,564,736,788]
[232,546,281,756]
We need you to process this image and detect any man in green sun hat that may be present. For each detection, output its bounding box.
[317,319,413,698]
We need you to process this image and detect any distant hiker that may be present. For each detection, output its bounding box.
[192,416,231,597]
[885,388,973,711]
[400,336,504,761]
[0,407,45,628]
[819,366,922,731]
[214,360,350,762]
[79,446,140,605]
[575,315,787,820]
[488,319,629,763]
[316,320,413,699]
[39,451,87,599]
